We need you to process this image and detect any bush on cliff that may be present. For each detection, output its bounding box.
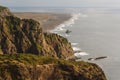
[0,54,107,80]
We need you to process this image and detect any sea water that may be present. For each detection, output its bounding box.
[51,8,120,80]
[11,7,120,80]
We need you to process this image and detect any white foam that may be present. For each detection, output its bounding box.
[72,47,81,51]
[74,52,89,57]
[57,27,64,31]
[71,43,78,46]
[52,25,66,32]
[73,46,89,57]
[51,13,81,32]
[57,24,65,28]
[64,13,81,27]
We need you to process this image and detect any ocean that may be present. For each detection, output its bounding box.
[11,7,120,80]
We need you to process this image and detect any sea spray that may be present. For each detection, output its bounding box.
[74,52,89,57]
[71,43,79,46]
[72,46,89,57]
[72,47,81,51]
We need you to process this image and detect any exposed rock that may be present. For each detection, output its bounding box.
[65,29,72,34]
[88,56,107,61]
[0,6,73,59]
[44,33,73,58]
[0,54,107,80]
[0,6,107,80]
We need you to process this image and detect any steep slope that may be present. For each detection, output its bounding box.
[44,33,73,58]
[0,6,107,80]
[0,6,73,59]
[0,54,107,80]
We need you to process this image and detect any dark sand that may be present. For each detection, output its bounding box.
[14,12,71,32]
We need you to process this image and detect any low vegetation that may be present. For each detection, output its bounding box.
[0,54,106,80]
[0,5,107,80]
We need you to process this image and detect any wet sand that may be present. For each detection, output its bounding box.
[14,12,71,32]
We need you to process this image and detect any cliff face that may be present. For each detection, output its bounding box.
[44,33,73,58]
[0,54,107,80]
[0,6,73,59]
[0,6,107,80]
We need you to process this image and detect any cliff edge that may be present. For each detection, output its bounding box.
[0,54,106,80]
[0,6,73,59]
[0,6,107,80]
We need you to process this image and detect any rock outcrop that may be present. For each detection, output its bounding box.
[0,54,107,80]
[0,6,107,80]
[44,33,73,58]
[0,6,73,59]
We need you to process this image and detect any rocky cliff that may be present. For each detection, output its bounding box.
[0,6,73,59]
[0,6,107,80]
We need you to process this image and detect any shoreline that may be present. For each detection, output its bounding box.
[14,12,106,61]
[14,12,72,32]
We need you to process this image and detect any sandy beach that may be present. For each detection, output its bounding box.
[14,12,71,32]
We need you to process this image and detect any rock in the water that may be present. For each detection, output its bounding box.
[65,29,72,34]
[88,56,107,61]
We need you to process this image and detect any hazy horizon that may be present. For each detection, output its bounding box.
[0,0,120,8]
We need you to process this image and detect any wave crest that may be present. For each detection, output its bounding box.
[51,13,81,32]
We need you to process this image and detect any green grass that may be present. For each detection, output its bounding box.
[0,54,59,65]
[0,54,91,75]
[0,54,91,66]
[0,54,87,67]
[0,54,107,80]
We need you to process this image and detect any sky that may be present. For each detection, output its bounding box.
[0,0,120,8]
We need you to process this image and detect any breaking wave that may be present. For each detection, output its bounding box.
[71,43,79,46]
[74,52,89,57]
[72,46,89,57]
[51,13,81,32]
[72,47,81,51]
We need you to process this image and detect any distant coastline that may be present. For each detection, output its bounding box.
[14,12,108,61]
[14,12,72,32]
[0,6,107,80]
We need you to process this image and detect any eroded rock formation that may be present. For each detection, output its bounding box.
[0,6,107,80]
[0,6,73,59]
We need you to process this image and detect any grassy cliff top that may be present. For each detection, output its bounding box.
[0,54,82,65]
[0,54,107,80]
[0,54,58,65]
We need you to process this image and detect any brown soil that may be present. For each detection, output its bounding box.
[14,12,71,32]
